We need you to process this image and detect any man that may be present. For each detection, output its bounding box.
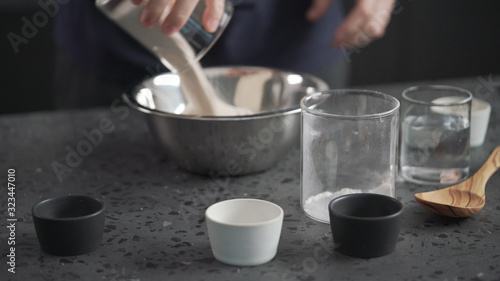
[53,0,395,109]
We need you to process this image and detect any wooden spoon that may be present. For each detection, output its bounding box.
[414,146,500,217]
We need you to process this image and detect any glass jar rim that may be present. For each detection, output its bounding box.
[402,85,473,106]
[300,89,400,120]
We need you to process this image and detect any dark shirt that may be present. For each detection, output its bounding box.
[54,0,344,84]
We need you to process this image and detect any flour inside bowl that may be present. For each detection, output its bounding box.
[109,3,253,116]
[156,33,254,116]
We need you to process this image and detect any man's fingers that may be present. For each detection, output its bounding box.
[131,0,144,5]
[333,0,394,49]
[140,0,172,28]
[162,0,199,35]
[306,0,333,22]
[365,2,393,39]
[203,0,225,33]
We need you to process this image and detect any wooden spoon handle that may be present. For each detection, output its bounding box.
[476,146,500,181]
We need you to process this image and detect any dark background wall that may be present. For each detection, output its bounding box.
[1,1,57,114]
[347,0,500,85]
[1,0,500,114]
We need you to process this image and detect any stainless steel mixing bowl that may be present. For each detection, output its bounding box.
[123,66,328,175]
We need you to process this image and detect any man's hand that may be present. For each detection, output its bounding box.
[306,0,395,49]
[131,0,225,35]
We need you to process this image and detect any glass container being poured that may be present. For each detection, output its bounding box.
[96,0,254,116]
[96,0,233,73]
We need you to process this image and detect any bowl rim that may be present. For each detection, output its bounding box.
[328,193,404,222]
[205,198,284,227]
[32,195,106,222]
[122,66,329,121]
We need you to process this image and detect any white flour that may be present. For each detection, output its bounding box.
[233,70,273,112]
[109,3,253,116]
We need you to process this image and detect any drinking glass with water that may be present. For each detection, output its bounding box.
[400,85,472,185]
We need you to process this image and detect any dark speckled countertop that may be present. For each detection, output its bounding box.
[1,76,500,281]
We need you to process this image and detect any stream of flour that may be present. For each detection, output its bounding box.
[109,3,254,116]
